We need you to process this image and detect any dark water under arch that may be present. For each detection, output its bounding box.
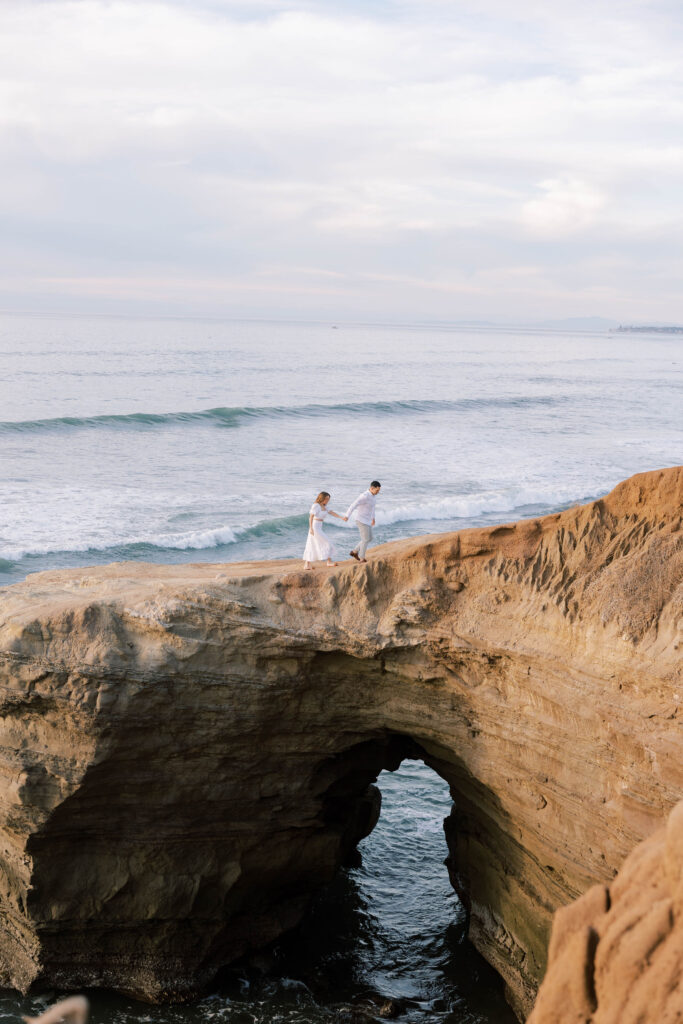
[1,761,516,1024]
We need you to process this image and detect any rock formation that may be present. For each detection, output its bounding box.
[528,797,683,1023]
[0,466,681,1019]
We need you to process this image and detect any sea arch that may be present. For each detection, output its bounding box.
[0,467,681,1021]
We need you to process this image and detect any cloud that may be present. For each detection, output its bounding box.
[521,178,606,236]
[0,0,682,318]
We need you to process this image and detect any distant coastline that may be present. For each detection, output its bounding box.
[613,324,683,333]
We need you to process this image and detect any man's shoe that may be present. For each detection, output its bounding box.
[350,550,360,561]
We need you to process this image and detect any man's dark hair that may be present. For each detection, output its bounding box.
[370,480,381,488]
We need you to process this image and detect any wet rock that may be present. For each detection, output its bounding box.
[377,997,406,1018]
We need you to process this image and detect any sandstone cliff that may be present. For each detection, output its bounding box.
[0,466,681,1019]
[529,796,683,1023]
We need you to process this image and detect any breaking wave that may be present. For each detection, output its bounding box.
[0,487,599,565]
[0,396,567,434]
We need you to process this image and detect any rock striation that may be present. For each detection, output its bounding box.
[0,466,681,1018]
[528,797,683,1023]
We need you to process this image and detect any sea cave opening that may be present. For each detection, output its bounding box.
[222,753,518,1024]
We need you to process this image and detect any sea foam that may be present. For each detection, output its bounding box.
[0,485,597,563]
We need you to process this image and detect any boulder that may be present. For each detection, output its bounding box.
[529,798,683,1023]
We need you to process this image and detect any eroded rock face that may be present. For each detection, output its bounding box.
[528,798,683,1024]
[0,467,681,1017]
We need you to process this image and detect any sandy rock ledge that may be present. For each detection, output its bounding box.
[0,466,681,1020]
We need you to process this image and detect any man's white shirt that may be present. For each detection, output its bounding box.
[345,489,376,526]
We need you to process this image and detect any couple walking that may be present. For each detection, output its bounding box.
[303,481,381,570]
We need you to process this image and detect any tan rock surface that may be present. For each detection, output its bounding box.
[0,466,681,1016]
[528,798,683,1023]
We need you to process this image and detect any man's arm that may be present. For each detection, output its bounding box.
[345,493,362,519]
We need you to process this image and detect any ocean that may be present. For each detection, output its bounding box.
[1,315,681,582]
[1,313,681,1023]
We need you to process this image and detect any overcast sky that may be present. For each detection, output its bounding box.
[1,0,683,321]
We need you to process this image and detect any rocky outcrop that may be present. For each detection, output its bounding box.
[529,797,683,1023]
[0,467,681,1018]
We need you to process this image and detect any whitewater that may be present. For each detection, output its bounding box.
[0,314,681,583]
[0,312,681,1024]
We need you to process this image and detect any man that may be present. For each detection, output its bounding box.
[344,481,381,563]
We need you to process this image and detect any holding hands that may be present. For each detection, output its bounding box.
[304,481,380,571]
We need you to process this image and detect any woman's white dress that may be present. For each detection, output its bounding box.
[303,502,337,562]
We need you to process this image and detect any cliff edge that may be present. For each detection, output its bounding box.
[0,466,681,1019]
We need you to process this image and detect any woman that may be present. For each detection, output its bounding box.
[303,491,344,569]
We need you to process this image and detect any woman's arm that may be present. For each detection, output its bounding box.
[327,509,344,520]
[309,512,315,534]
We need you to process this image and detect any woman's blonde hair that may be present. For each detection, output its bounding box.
[315,491,330,504]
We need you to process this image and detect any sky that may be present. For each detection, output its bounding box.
[1,0,683,322]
